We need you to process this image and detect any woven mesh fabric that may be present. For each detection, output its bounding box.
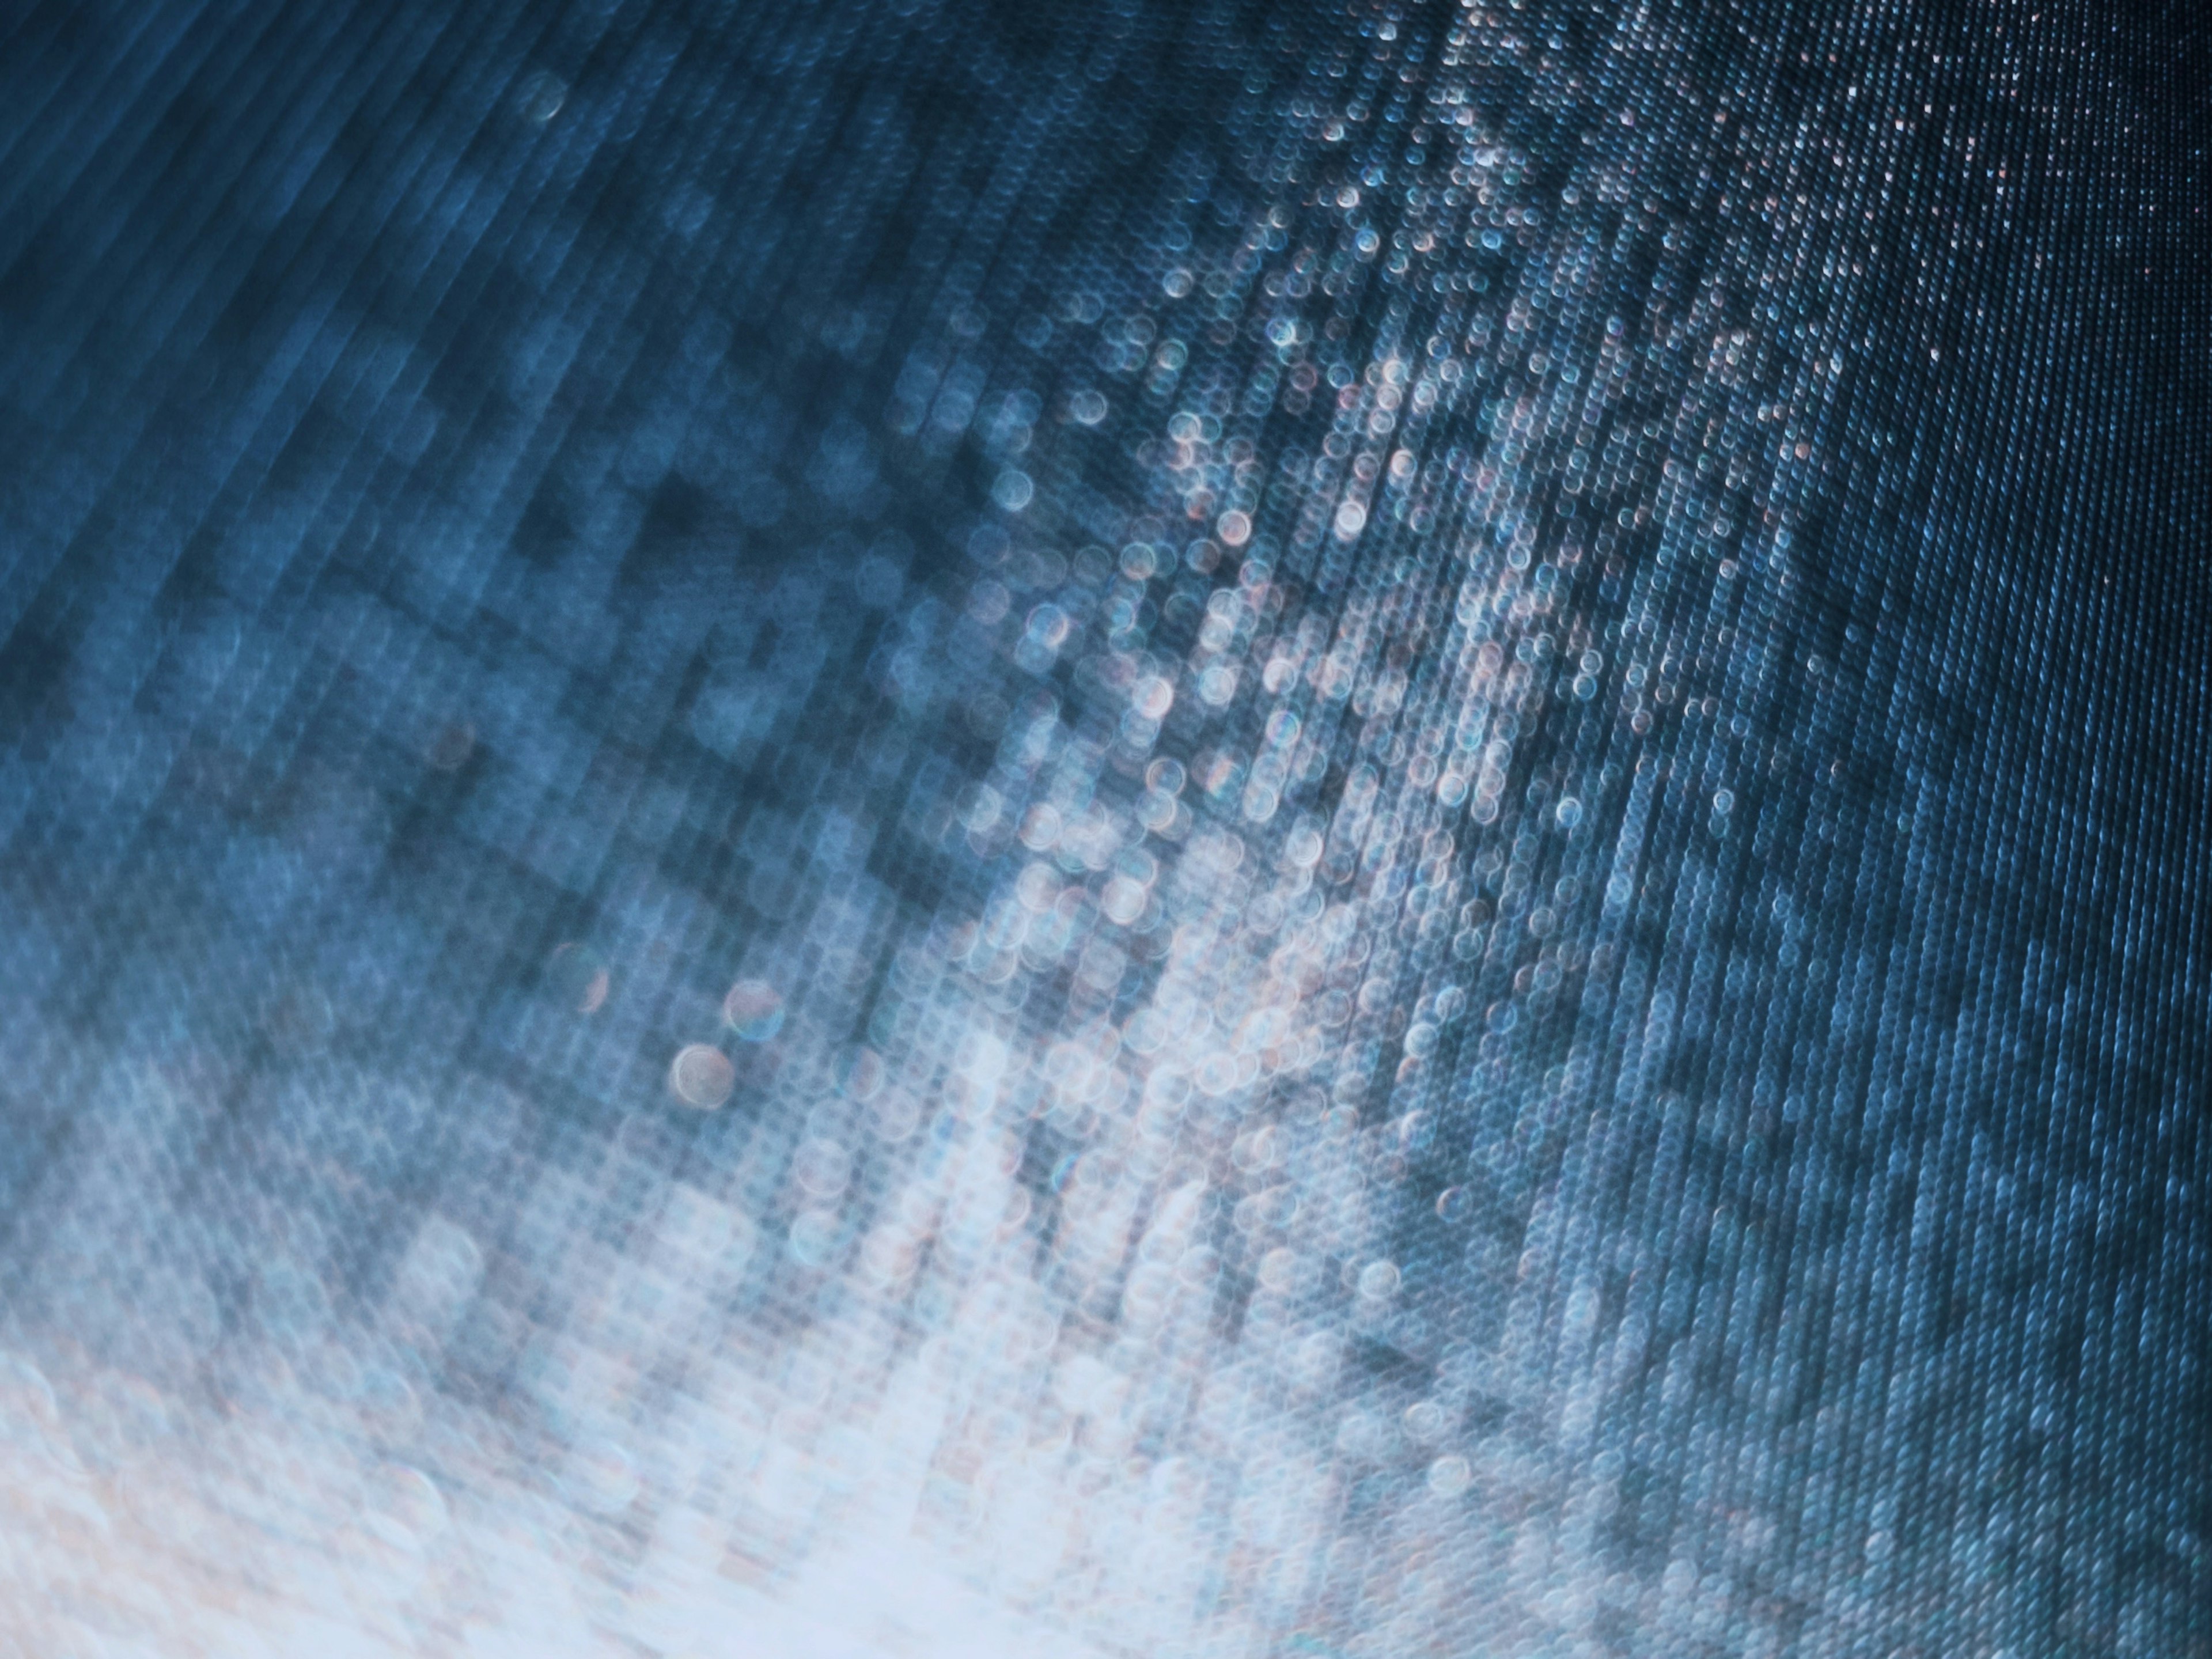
[1,1,2207,1654]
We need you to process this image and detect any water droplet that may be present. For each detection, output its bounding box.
[565,1437,639,1514]
[425,720,475,771]
[722,979,785,1042]
[1427,1455,1472,1498]
[670,1044,736,1109]
[1357,1260,1401,1300]
[516,69,566,123]
[547,943,610,1014]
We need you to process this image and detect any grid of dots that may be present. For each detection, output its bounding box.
[0,1,2207,1656]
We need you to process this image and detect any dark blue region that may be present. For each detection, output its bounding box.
[0,0,1221,1166]
[0,0,1312,1434]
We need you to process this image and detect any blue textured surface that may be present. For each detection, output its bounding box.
[0,1,2207,1654]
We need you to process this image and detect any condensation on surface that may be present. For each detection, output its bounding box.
[0,1,2207,1656]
